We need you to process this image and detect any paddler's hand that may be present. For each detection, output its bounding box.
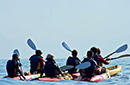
[19,63,22,67]
[106,58,110,61]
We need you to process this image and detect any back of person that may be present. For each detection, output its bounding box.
[90,47,100,65]
[6,60,18,77]
[44,61,56,77]
[66,50,80,74]
[82,58,95,78]
[92,54,99,65]
[66,57,76,74]
[29,50,44,74]
[30,55,40,71]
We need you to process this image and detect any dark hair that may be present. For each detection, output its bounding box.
[12,54,18,60]
[97,48,101,55]
[72,50,78,56]
[90,47,97,54]
[87,50,94,58]
[35,50,42,55]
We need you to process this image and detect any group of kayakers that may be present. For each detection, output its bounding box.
[6,46,111,80]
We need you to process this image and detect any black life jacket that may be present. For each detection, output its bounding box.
[6,60,18,77]
[44,61,56,77]
[30,55,40,70]
[67,57,76,66]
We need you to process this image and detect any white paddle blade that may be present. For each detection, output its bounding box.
[60,65,74,71]
[13,49,20,56]
[27,39,37,50]
[115,44,128,53]
[76,61,91,69]
[62,42,72,52]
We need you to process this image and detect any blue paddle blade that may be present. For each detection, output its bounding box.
[62,42,72,52]
[115,44,128,53]
[27,39,37,50]
[13,49,20,56]
[75,61,91,69]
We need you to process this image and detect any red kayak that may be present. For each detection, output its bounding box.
[4,73,42,81]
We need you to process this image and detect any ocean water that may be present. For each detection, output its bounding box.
[0,58,130,85]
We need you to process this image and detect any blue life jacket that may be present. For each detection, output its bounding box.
[44,61,56,77]
[30,55,40,70]
[66,57,76,66]
[82,58,95,78]
[6,60,18,77]
[92,54,99,65]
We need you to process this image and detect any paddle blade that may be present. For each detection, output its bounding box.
[60,65,74,71]
[13,49,20,56]
[27,39,37,50]
[115,44,128,53]
[76,62,91,69]
[62,42,72,52]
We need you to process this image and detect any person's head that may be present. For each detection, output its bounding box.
[35,50,42,56]
[72,49,78,57]
[97,48,101,55]
[87,50,94,59]
[90,47,97,54]
[12,54,19,61]
[46,54,54,61]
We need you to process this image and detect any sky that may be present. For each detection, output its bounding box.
[0,0,130,60]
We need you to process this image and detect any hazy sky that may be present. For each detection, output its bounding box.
[0,0,130,60]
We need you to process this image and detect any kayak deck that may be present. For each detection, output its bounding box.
[39,73,73,81]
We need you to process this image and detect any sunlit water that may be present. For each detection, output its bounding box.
[0,58,130,85]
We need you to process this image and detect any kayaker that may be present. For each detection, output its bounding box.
[66,49,81,74]
[6,54,26,80]
[97,48,111,73]
[41,54,64,77]
[80,50,99,79]
[90,47,100,65]
[29,50,44,74]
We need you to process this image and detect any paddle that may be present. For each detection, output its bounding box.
[27,38,37,50]
[62,42,72,52]
[75,61,91,69]
[60,65,74,71]
[104,44,128,59]
[110,54,130,60]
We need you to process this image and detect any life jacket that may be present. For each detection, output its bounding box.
[67,57,76,66]
[44,61,56,77]
[92,54,99,65]
[82,58,96,78]
[67,57,80,74]
[30,55,40,70]
[6,60,18,77]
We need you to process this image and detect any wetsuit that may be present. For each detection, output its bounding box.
[6,60,19,77]
[44,61,62,77]
[66,56,80,74]
[29,55,44,74]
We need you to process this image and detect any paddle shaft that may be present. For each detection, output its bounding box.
[110,54,130,60]
[104,51,116,59]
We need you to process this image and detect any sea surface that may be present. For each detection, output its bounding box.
[0,58,130,85]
